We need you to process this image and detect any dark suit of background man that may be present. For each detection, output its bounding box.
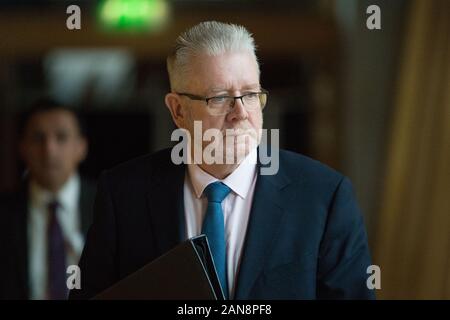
[0,98,96,299]
[71,21,375,300]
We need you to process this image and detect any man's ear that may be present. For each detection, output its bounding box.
[165,93,186,129]
[77,136,88,163]
[18,138,27,163]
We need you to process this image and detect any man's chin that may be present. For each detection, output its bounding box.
[224,141,255,165]
[35,175,66,192]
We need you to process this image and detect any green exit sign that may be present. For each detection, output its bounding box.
[98,0,170,32]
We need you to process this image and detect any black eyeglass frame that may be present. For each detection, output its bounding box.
[175,88,269,113]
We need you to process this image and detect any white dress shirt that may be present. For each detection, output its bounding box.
[28,174,85,300]
[183,148,258,298]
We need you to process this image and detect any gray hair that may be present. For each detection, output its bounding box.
[167,21,259,91]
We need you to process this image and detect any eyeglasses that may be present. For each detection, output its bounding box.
[176,89,268,116]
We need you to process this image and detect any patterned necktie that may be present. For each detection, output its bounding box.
[47,200,68,300]
[201,181,231,299]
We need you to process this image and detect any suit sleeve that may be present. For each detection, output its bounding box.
[69,172,118,300]
[316,176,376,299]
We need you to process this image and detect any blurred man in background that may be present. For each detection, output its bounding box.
[0,98,96,299]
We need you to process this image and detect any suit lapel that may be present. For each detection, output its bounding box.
[79,177,96,236]
[144,148,293,298]
[146,157,187,256]
[234,159,291,299]
[15,185,30,298]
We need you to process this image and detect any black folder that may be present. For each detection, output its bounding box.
[93,235,225,300]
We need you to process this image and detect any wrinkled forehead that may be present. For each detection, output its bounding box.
[184,51,260,93]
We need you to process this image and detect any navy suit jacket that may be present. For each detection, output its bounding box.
[69,148,375,300]
[0,176,96,299]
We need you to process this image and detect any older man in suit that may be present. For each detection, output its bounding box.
[0,98,96,299]
[70,21,375,300]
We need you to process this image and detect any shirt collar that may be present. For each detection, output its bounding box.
[30,173,80,212]
[187,148,257,200]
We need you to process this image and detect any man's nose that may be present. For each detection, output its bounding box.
[227,97,248,121]
[43,136,59,156]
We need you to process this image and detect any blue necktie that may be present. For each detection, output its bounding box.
[47,200,68,300]
[202,182,231,299]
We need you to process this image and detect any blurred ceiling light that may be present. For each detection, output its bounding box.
[98,0,170,33]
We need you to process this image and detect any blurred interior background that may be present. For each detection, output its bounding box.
[0,0,448,299]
